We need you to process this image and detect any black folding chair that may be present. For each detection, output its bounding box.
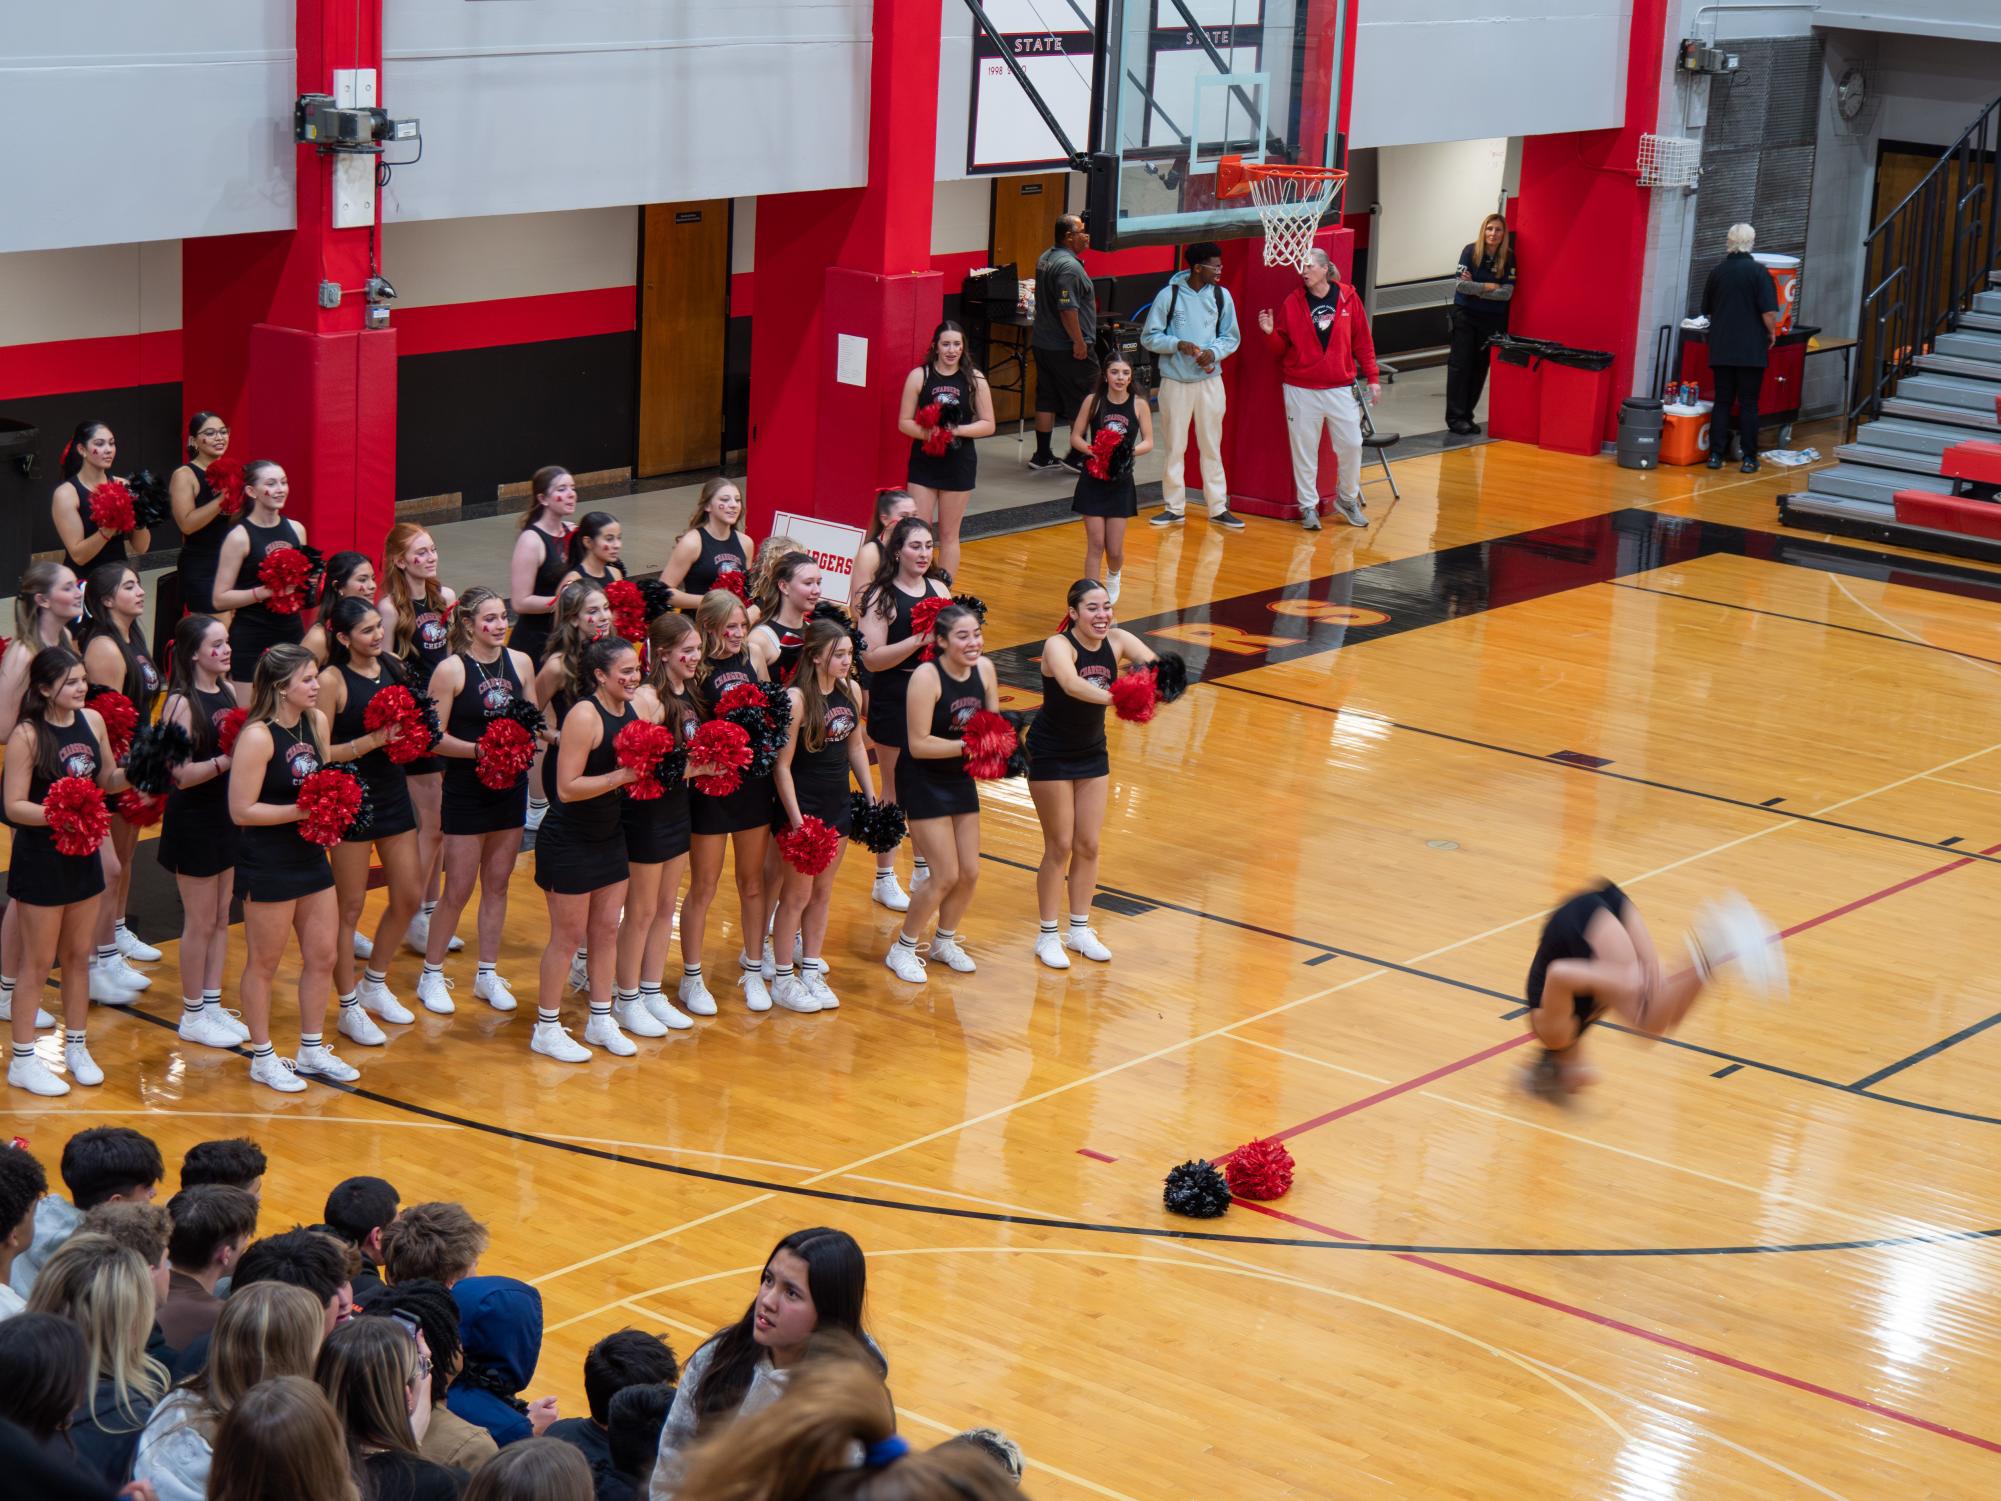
[1354,379,1400,500]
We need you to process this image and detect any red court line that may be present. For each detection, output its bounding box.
[1245,1034,1533,1149]
[1778,839,2001,941]
[1076,1148,1118,1164]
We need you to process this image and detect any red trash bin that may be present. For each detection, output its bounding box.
[1537,361,1615,457]
[1486,347,1541,444]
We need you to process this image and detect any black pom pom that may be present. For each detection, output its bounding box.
[1162,1159,1232,1218]
[951,593,989,625]
[1153,652,1189,703]
[1000,709,1033,779]
[810,601,869,671]
[326,763,375,839]
[123,721,192,796]
[127,469,172,529]
[847,792,907,854]
[408,684,443,746]
[494,697,548,741]
[637,577,675,621]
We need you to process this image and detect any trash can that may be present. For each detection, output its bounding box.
[1616,397,1664,470]
[1536,345,1616,457]
[1487,337,1544,444]
[0,417,38,588]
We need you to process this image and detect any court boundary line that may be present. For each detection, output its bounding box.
[1606,579,2001,668]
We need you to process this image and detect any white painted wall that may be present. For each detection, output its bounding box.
[1813,0,2001,45]
[380,211,639,309]
[1374,140,1509,285]
[0,244,183,346]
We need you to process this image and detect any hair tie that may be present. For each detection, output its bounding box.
[863,1435,909,1470]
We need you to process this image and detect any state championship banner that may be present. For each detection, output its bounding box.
[769,511,868,605]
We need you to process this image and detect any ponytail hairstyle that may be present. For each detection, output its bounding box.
[323,597,398,677]
[793,618,856,755]
[79,562,146,699]
[15,562,79,646]
[685,475,744,535]
[60,420,112,483]
[693,591,748,669]
[872,488,915,540]
[1066,577,1110,617]
[748,536,805,615]
[646,613,703,741]
[565,511,620,572]
[238,460,285,513]
[383,524,448,657]
[577,636,636,702]
[313,552,374,620]
[166,614,231,756]
[543,580,609,676]
[448,587,504,656]
[522,465,573,531]
[926,603,978,653]
[21,647,87,782]
[185,411,223,461]
[752,550,816,624]
[1088,351,1140,415]
[859,517,940,621]
[245,644,325,760]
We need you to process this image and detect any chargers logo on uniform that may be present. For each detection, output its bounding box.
[61,744,98,780]
[286,740,321,785]
[416,613,449,655]
[825,703,857,743]
[478,675,515,714]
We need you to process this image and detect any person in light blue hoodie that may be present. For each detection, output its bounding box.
[1141,243,1243,530]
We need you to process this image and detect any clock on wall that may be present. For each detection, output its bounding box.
[1837,66,1869,122]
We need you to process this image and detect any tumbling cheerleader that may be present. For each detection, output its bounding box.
[52,420,151,576]
[381,524,458,956]
[771,619,873,1011]
[533,637,644,1062]
[227,644,358,1093]
[680,591,775,1015]
[857,518,952,912]
[302,553,379,664]
[748,553,820,683]
[897,322,995,581]
[318,599,426,1047]
[1026,579,1160,969]
[79,562,166,991]
[885,604,996,983]
[852,489,917,590]
[419,588,534,1017]
[211,462,308,705]
[4,648,132,1095]
[559,511,627,593]
[614,613,704,1034]
[507,466,578,666]
[529,580,612,835]
[1523,883,1785,1097]
[155,615,247,1050]
[662,477,753,611]
[169,412,235,617]
[1068,355,1152,605]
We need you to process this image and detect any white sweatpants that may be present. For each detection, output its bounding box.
[1282,384,1363,513]
[1158,376,1229,517]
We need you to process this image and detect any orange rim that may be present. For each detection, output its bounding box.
[1217,154,1347,200]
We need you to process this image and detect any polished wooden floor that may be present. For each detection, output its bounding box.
[13,428,2001,1498]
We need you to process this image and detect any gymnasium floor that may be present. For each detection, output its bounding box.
[15,428,2001,1499]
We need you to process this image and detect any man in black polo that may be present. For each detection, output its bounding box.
[1029,213,1099,472]
[1700,221,1781,474]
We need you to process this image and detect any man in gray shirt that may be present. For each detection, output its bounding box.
[1029,214,1099,471]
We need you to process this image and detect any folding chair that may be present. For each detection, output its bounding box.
[1354,378,1400,500]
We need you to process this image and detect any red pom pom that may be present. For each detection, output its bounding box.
[258,548,316,615]
[86,688,138,760]
[214,707,248,757]
[908,594,949,661]
[205,459,245,516]
[776,816,841,876]
[1221,1137,1295,1201]
[361,684,433,764]
[1085,424,1123,480]
[715,571,749,604]
[615,718,674,800]
[296,766,364,846]
[604,579,649,653]
[1108,667,1158,724]
[474,718,535,790]
[686,719,752,797]
[714,682,767,720]
[960,708,1017,780]
[88,477,136,535]
[116,790,168,828]
[44,775,111,857]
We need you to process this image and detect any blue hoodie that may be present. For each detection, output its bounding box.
[447,1275,544,1447]
[1140,270,1241,383]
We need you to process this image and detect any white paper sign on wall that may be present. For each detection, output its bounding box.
[836,334,868,387]
[769,511,868,605]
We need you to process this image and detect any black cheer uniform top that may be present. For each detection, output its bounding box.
[686,528,750,601]
[226,516,308,676]
[176,465,232,613]
[509,524,571,661]
[7,712,109,907]
[235,717,334,900]
[62,479,127,574]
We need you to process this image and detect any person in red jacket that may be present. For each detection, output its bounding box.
[1256,249,1381,530]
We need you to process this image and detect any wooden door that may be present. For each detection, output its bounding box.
[1867,149,1970,352]
[638,200,730,478]
[987,173,1067,422]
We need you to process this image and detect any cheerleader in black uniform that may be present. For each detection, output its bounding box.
[382,523,458,957]
[227,644,358,1094]
[852,488,917,594]
[533,637,644,1063]
[771,620,872,1012]
[169,412,235,617]
[662,477,754,611]
[1027,578,1161,970]
[897,322,996,582]
[559,511,627,593]
[614,613,704,1034]
[317,599,426,1050]
[507,466,578,665]
[679,591,775,1016]
[79,562,166,994]
[211,462,309,706]
[748,553,820,683]
[157,615,247,1051]
[52,421,151,578]
[530,580,612,837]
[885,604,997,984]
[418,588,535,1018]
[302,553,379,664]
[1067,355,1152,606]
[4,648,131,1097]
[744,534,806,629]
[857,518,951,912]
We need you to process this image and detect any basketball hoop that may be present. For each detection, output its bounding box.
[1218,155,1348,271]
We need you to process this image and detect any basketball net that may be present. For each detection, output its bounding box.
[1217,157,1347,272]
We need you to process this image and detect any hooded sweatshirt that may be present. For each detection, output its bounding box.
[1264,277,1379,390]
[446,1276,544,1447]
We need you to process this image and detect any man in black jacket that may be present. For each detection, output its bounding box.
[1701,222,1781,473]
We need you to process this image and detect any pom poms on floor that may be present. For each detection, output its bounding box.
[960,709,1017,780]
[614,719,675,799]
[847,794,906,853]
[687,720,752,797]
[777,816,841,875]
[361,685,434,764]
[473,719,535,790]
[297,765,371,846]
[1221,1137,1295,1201]
[1162,1160,1232,1219]
[44,776,111,857]
[85,687,137,760]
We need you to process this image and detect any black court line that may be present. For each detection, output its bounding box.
[1606,580,2001,668]
[1850,1009,2001,1091]
[1712,1064,1743,1079]
[108,1005,2001,1260]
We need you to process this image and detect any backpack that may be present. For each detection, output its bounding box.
[1163,278,1223,331]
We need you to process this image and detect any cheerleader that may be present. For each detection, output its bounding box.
[1067,356,1152,605]
[227,644,358,1093]
[169,412,235,617]
[748,553,820,683]
[419,588,534,1016]
[317,599,426,1047]
[770,619,872,1011]
[857,518,951,911]
[885,604,996,984]
[381,524,458,957]
[156,615,247,1050]
[211,462,308,705]
[529,580,612,835]
[680,590,774,1015]
[743,534,805,627]
[614,613,703,1033]
[507,465,578,666]
[52,420,151,576]
[852,488,917,588]
[559,511,627,592]
[662,477,753,611]
[533,636,644,1062]
[4,648,131,1096]
[302,553,379,664]
[897,322,995,582]
[1026,579,1159,969]
[78,562,166,994]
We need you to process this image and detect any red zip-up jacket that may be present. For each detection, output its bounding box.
[1264,281,1380,390]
